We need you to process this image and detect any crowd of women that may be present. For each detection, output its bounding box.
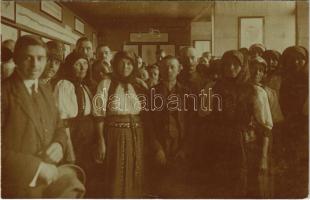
[1,35,308,198]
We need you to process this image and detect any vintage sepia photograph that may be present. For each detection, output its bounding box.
[1,0,309,198]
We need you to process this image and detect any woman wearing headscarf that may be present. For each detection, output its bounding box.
[93,51,147,198]
[211,50,251,197]
[279,46,308,198]
[54,51,97,196]
[262,50,282,96]
[249,43,266,58]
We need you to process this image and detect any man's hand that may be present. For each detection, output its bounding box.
[45,143,63,164]
[155,149,166,166]
[260,156,268,172]
[94,139,106,163]
[38,162,59,185]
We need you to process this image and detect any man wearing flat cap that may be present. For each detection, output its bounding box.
[1,35,85,198]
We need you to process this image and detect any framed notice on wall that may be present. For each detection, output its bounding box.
[75,17,85,34]
[40,1,63,22]
[239,17,264,49]
[1,1,16,22]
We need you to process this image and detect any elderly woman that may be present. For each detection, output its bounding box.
[54,52,96,196]
[93,51,146,198]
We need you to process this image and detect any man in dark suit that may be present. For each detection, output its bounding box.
[1,35,85,198]
[145,55,194,197]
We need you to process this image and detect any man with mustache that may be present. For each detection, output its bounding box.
[40,40,65,89]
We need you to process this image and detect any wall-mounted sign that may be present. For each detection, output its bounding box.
[130,32,168,43]
[239,17,264,49]
[16,4,80,44]
[1,1,16,22]
[40,1,62,22]
[75,17,85,34]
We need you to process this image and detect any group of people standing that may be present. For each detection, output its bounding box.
[1,34,308,198]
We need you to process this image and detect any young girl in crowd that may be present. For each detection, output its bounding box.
[93,51,146,198]
[245,57,274,198]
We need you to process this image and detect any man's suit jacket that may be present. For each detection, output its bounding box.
[146,82,192,155]
[1,72,67,196]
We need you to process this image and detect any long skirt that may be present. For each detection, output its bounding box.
[70,115,96,197]
[104,114,144,198]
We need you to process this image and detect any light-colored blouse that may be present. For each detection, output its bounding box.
[93,79,142,117]
[54,80,92,119]
[252,84,273,130]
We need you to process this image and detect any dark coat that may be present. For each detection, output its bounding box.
[146,82,192,155]
[1,72,67,197]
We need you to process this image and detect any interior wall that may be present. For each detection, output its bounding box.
[1,1,97,48]
[190,21,212,43]
[98,20,191,52]
[214,1,296,57]
[296,0,309,49]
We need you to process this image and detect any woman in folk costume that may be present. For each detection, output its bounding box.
[54,51,97,196]
[93,51,147,198]
[211,50,251,197]
[279,46,308,198]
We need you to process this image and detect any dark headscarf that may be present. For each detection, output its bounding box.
[222,50,244,66]
[281,46,308,67]
[279,46,308,118]
[221,50,249,83]
[63,51,89,83]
